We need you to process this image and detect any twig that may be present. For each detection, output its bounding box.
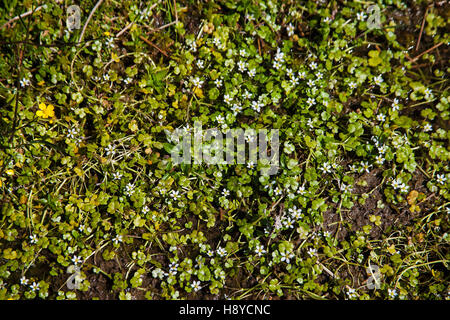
[116,1,162,38]
[173,0,178,23]
[410,41,444,63]
[416,5,430,51]
[143,21,177,34]
[116,21,134,38]
[139,35,168,57]
[78,0,104,43]
[0,5,43,30]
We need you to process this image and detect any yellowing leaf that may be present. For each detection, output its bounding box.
[193,87,204,98]
[134,215,145,227]
[407,190,419,205]
[20,194,27,204]
[111,52,120,62]
[387,244,396,255]
[74,167,84,177]
[128,120,139,132]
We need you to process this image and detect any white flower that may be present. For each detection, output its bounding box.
[375,155,385,165]
[30,234,38,244]
[315,72,323,80]
[373,75,383,86]
[377,113,385,122]
[224,94,232,105]
[242,90,252,100]
[169,262,179,272]
[392,179,402,190]
[103,73,110,81]
[341,184,352,194]
[30,282,40,292]
[222,189,230,197]
[124,183,135,196]
[392,98,400,111]
[306,97,315,107]
[307,247,317,257]
[309,61,317,70]
[273,60,282,70]
[360,162,371,173]
[237,60,247,72]
[123,77,132,84]
[20,78,31,87]
[72,255,82,265]
[105,144,115,156]
[248,68,256,77]
[113,235,123,244]
[170,190,180,200]
[349,82,357,89]
[239,49,247,57]
[400,183,409,193]
[231,104,242,115]
[298,71,306,79]
[388,288,398,299]
[424,88,433,99]
[297,186,305,195]
[423,123,432,132]
[192,76,204,88]
[196,60,204,69]
[216,114,225,124]
[213,37,221,47]
[105,37,114,48]
[286,23,294,36]
[289,206,303,220]
[307,79,315,87]
[112,171,122,180]
[191,280,201,292]
[247,161,255,169]
[215,78,222,87]
[274,48,284,62]
[347,288,357,299]
[290,76,299,86]
[320,162,332,174]
[20,276,29,286]
[255,245,266,257]
[216,247,227,257]
[251,101,261,112]
[286,68,294,78]
[283,216,294,229]
[280,251,294,264]
[67,128,79,139]
[324,17,331,23]
[436,174,447,185]
[378,145,387,154]
[357,12,366,21]
[274,187,282,196]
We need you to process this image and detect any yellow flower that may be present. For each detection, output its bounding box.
[36,103,55,118]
